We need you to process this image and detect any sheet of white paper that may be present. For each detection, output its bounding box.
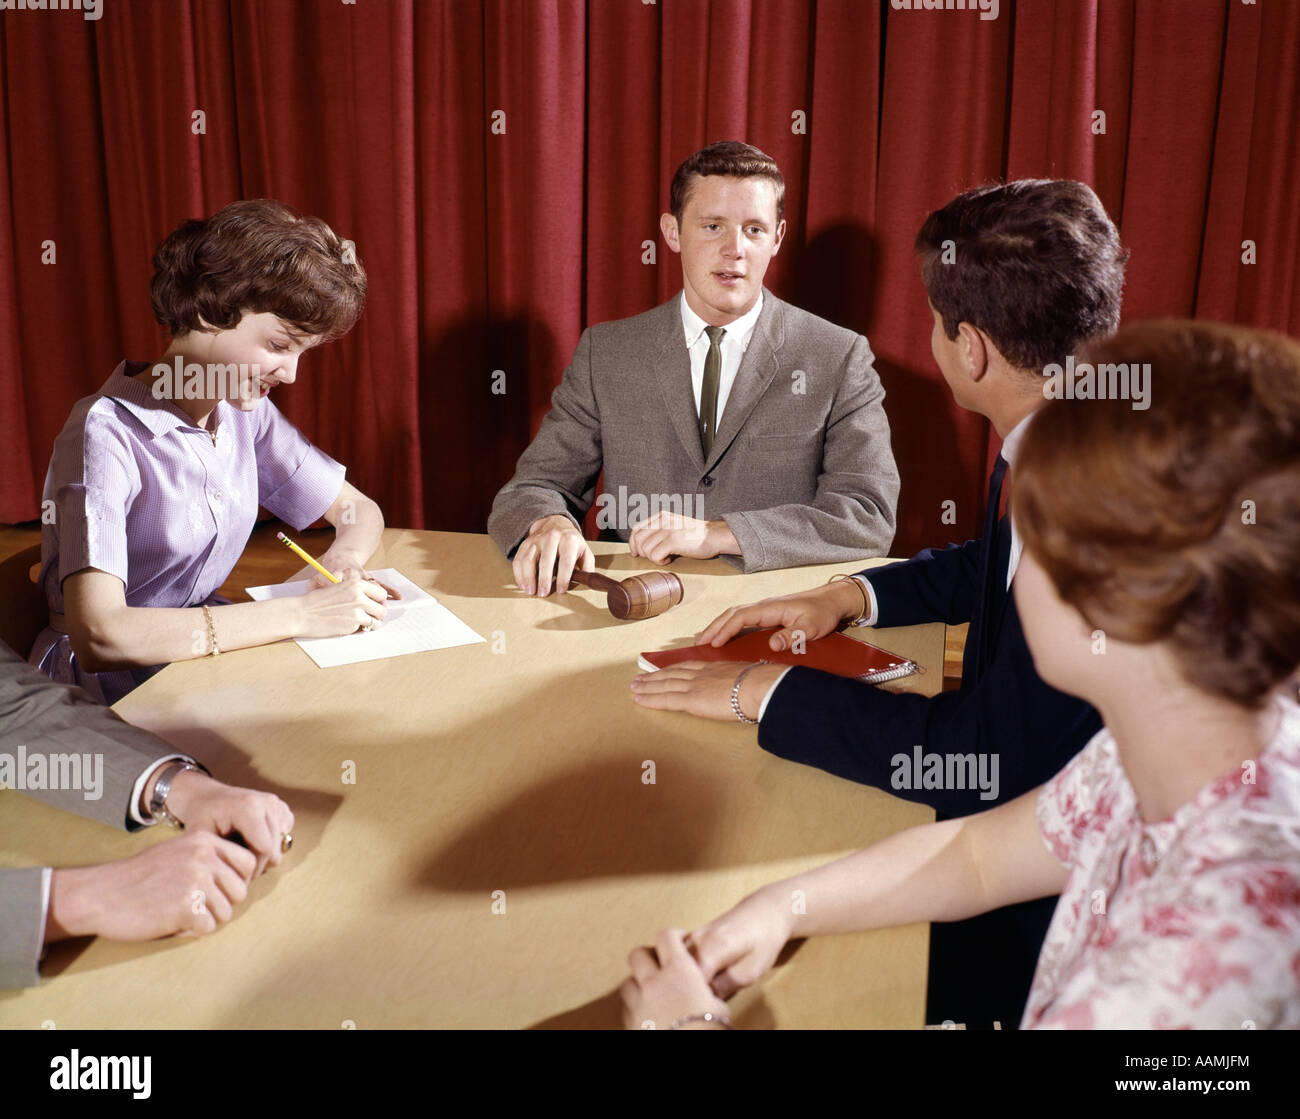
[246,568,433,607]
[245,568,484,667]
[292,601,485,668]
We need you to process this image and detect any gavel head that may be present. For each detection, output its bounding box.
[607,571,684,620]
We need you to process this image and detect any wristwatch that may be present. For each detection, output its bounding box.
[147,760,206,828]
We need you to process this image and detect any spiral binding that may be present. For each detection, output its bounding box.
[861,661,920,684]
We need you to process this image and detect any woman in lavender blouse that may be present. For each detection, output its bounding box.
[32,200,390,704]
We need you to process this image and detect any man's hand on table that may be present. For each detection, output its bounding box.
[628,513,738,564]
[697,579,865,651]
[513,515,595,596]
[45,830,258,943]
[630,660,787,721]
[156,770,295,877]
[44,774,292,945]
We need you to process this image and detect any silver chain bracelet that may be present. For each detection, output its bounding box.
[670,1011,732,1030]
[730,663,762,725]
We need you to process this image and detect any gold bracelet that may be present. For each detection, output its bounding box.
[201,604,221,656]
[827,573,870,627]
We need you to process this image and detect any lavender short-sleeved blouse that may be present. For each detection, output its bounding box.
[30,361,346,703]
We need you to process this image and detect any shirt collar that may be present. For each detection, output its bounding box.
[999,409,1037,467]
[679,291,764,351]
[101,360,229,441]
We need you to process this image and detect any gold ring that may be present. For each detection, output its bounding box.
[281,832,294,853]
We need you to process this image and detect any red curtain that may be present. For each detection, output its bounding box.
[2,0,1296,557]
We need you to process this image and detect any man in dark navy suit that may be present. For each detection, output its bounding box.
[629,179,1129,1027]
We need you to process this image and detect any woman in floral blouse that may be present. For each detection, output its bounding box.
[622,319,1300,1030]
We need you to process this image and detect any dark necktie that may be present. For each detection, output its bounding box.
[982,454,1009,552]
[972,454,1009,680]
[699,325,725,458]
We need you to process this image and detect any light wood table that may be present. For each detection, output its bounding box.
[0,529,942,1029]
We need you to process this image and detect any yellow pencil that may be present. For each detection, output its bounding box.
[276,532,341,584]
[274,532,400,599]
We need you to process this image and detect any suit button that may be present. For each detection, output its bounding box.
[701,476,714,487]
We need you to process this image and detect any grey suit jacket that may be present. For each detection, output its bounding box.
[488,291,899,572]
[0,643,176,988]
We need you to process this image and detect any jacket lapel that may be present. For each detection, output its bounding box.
[705,290,784,472]
[651,297,707,474]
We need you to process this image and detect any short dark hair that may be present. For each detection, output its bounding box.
[669,141,785,225]
[1014,320,1300,708]
[915,180,1127,372]
[150,199,367,341]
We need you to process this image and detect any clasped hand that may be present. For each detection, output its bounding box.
[48,774,294,943]
[620,886,796,1029]
[627,512,736,565]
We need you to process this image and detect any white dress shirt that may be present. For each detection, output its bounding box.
[680,292,764,424]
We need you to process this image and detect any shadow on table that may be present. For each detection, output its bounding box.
[408,658,902,886]
[38,929,198,983]
[416,751,727,888]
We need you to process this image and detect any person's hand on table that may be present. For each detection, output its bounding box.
[698,579,866,651]
[159,770,295,877]
[691,883,797,999]
[513,514,595,596]
[630,660,787,721]
[621,928,731,1029]
[295,573,388,637]
[628,513,738,564]
[45,830,258,943]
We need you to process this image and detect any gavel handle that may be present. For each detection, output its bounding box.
[567,568,621,595]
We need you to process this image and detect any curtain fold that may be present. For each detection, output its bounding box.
[2,0,1294,557]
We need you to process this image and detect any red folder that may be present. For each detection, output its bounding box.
[638,627,919,684]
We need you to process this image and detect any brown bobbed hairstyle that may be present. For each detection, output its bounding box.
[916,180,1128,372]
[150,199,367,341]
[669,141,785,225]
[1013,320,1300,707]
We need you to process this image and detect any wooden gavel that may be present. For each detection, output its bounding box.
[567,568,684,620]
